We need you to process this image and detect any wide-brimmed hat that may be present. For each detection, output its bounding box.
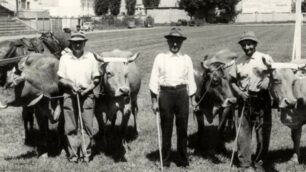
[238,31,258,44]
[164,28,187,40]
[69,32,88,42]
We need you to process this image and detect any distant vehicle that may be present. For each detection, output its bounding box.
[81,22,95,31]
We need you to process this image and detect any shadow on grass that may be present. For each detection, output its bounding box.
[188,125,234,164]
[94,125,138,162]
[5,150,37,160]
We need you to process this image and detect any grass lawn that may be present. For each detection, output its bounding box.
[1,24,306,171]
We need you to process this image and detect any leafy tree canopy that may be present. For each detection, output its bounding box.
[142,0,160,8]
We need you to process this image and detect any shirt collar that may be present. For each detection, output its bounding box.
[167,51,182,57]
[69,51,90,60]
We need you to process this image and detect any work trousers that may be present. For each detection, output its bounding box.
[63,92,95,160]
[237,90,272,168]
[159,86,189,166]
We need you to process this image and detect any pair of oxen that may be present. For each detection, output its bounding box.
[0,32,141,159]
[195,49,306,163]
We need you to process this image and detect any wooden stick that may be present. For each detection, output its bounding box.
[156,111,163,172]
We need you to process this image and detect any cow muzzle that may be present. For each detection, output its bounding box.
[119,87,130,96]
[279,98,297,109]
[222,97,237,108]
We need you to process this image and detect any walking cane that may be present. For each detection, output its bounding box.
[155,111,164,172]
[228,102,246,172]
[76,93,87,158]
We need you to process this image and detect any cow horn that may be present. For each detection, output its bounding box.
[127,52,140,63]
[262,57,272,69]
[93,52,104,62]
[27,94,44,107]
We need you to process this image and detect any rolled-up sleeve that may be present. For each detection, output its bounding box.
[149,55,160,95]
[57,56,66,78]
[186,55,197,96]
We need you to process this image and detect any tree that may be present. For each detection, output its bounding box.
[94,0,109,16]
[110,0,121,16]
[125,0,136,15]
[142,0,160,8]
[179,0,240,23]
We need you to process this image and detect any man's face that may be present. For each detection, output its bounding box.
[167,38,184,54]
[70,41,86,56]
[240,40,257,57]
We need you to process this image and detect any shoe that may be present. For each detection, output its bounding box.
[83,156,90,163]
[68,156,78,163]
[254,160,265,172]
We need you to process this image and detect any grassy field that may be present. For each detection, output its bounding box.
[1,24,306,171]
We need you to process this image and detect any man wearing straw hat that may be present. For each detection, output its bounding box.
[230,31,273,172]
[58,32,100,163]
[149,28,197,168]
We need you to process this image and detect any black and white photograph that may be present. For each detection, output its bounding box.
[0,0,306,171]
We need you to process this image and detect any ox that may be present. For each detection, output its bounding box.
[194,49,237,149]
[262,59,306,163]
[94,49,141,161]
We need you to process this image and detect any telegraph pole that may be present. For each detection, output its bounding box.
[15,0,18,16]
[292,0,303,61]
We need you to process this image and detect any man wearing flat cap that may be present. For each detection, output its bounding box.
[230,31,273,172]
[57,32,100,163]
[149,28,197,168]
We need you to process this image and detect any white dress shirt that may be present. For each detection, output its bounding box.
[149,52,197,96]
[57,51,100,88]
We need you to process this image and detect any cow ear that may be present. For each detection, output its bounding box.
[127,52,140,63]
[201,55,209,70]
[93,52,104,63]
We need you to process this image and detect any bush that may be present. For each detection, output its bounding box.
[194,18,205,26]
[144,15,154,27]
[178,19,188,26]
[123,15,136,28]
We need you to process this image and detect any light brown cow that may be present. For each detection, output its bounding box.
[94,49,141,161]
[263,59,306,163]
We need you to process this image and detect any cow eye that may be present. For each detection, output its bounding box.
[106,72,113,78]
[272,78,281,84]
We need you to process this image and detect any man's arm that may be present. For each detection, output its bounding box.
[58,77,80,93]
[230,76,248,101]
[80,77,100,96]
[150,91,159,114]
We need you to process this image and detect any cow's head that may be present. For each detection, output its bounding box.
[201,52,237,108]
[95,50,140,98]
[40,32,62,58]
[262,58,298,109]
[195,50,237,124]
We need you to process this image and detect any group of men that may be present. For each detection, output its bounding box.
[0,27,273,171]
[149,28,273,172]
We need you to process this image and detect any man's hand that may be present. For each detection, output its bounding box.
[190,95,199,112]
[239,90,249,101]
[152,101,159,114]
[258,77,270,90]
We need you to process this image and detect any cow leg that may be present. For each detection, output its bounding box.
[121,107,131,161]
[194,110,204,149]
[34,105,49,158]
[291,127,302,163]
[131,99,139,136]
[22,106,34,145]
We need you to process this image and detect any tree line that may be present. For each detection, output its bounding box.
[94,0,240,23]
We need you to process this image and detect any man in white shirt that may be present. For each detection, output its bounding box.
[149,28,197,168]
[58,32,100,163]
[230,31,272,172]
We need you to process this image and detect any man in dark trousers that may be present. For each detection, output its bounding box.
[149,28,197,168]
[58,32,100,163]
[230,31,273,172]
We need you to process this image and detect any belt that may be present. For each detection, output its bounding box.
[160,84,186,90]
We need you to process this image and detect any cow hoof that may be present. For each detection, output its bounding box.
[0,102,7,109]
[290,153,299,163]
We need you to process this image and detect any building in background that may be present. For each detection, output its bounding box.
[235,0,297,23]
[146,0,189,24]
